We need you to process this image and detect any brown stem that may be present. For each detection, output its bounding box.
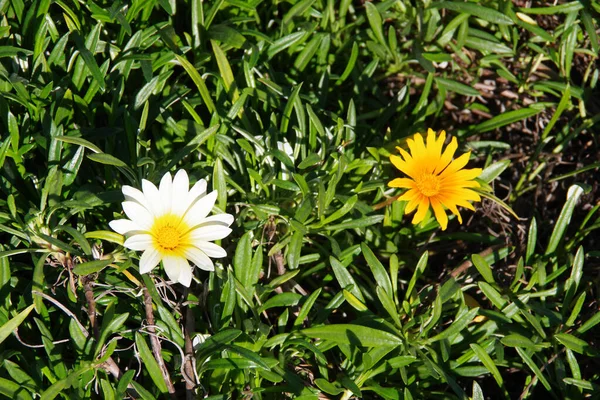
[184,303,197,400]
[32,291,138,398]
[449,245,504,279]
[143,287,177,398]
[372,195,401,211]
[83,278,99,340]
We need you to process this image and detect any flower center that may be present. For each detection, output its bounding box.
[151,214,189,253]
[156,225,180,250]
[416,173,441,197]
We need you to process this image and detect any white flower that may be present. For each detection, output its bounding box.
[109,170,233,287]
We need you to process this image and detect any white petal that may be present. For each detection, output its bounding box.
[159,172,173,214]
[139,248,161,274]
[183,247,214,271]
[182,179,207,214]
[162,255,187,284]
[202,213,234,227]
[109,219,146,235]
[171,170,190,216]
[182,191,218,228]
[141,179,163,216]
[123,234,153,251]
[122,185,151,210]
[194,241,227,258]
[188,225,232,241]
[178,261,193,287]
[122,202,153,230]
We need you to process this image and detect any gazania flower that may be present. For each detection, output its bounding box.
[388,129,482,230]
[109,170,233,286]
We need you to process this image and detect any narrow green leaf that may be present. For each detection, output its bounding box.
[478,160,510,183]
[516,347,551,390]
[472,254,495,284]
[330,256,365,302]
[175,54,215,113]
[470,343,504,387]
[361,242,393,296]
[302,324,402,347]
[135,332,168,393]
[431,2,514,25]
[428,307,479,343]
[546,185,584,255]
[72,259,113,275]
[0,305,35,346]
[475,107,543,133]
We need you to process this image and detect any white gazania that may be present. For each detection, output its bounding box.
[109,170,233,287]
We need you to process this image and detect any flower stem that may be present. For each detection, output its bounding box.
[143,287,177,398]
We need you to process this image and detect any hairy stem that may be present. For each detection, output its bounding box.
[184,303,197,400]
[83,278,99,340]
[143,287,177,398]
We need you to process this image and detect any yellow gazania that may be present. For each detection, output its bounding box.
[388,129,482,230]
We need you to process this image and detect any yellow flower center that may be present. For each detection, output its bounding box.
[151,214,189,253]
[157,226,180,250]
[415,173,441,197]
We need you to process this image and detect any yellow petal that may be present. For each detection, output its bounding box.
[412,197,430,225]
[439,199,463,224]
[430,198,448,230]
[404,198,420,214]
[398,188,421,203]
[441,167,482,184]
[440,151,471,178]
[389,178,415,189]
[435,136,458,174]
[390,154,417,179]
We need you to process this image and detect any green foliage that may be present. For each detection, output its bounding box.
[0,0,599,399]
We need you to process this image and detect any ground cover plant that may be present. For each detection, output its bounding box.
[1,0,599,398]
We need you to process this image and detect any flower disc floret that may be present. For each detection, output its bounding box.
[109,170,233,287]
[388,129,482,230]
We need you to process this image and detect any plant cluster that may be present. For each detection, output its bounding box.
[0,0,599,399]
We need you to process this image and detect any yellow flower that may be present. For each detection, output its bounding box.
[109,170,233,286]
[388,129,482,230]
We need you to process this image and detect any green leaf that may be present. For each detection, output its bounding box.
[546,185,584,255]
[55,136,102,153]
[555,333,595,355]
[72,28,105,91]
[323,215,384,231]
[427,307,479,343]
[365,3,390,54]
[72,259,113,275]
[471,254,495,284]
[431,2,514,25]
[87,153,127,167]
[301,324,402,347]
[361,242,393,296]
[282,0,316,26]
[435,77,480,96]
[135,332,168,393]
[470,343,504,387]
[175,54,215,113]
[336,41,359,85]
[330,256,365,302]
[0,46,34,58]
[474,107,543,133]
[478,159,510,183]
[515,347,551,390]
[0,304,35,346]
[234,231,253,289]
[501,334,539,350]
[0,377,33,400]
[406,251,428,302]
[259,292,303,312]
[315,195,358,228]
